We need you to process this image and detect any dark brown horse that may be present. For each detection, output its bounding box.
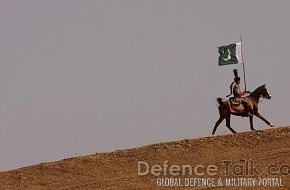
[212,84,273,135]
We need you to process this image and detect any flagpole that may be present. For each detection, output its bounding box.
[240,34,247,92]
[242,62,247,91]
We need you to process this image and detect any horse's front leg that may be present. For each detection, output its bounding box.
[255,112,274,127]
[249,115,255,130]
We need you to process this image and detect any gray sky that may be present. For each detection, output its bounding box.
[0,0,290,171]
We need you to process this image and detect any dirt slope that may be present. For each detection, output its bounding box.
[0,126,289,190]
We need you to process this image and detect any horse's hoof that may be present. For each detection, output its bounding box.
[269,124,274,127]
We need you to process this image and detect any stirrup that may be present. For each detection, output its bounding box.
[248,112,253,117]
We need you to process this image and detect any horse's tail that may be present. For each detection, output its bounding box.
[217,98,224,108]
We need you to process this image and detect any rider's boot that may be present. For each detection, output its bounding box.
[246,105,254,117]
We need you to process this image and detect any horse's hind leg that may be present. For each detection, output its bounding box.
[249,115,255,131]
[212,117,224,135]
[226,116,237,134]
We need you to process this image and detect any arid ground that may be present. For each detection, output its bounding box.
[0,126,289,190]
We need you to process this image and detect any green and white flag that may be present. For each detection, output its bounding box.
[218,42,243,66]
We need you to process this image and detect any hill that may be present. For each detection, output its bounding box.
[0,126,289,190]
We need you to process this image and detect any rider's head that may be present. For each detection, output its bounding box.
[234,77,241,84]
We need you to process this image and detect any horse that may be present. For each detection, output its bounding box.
[212,84,274,135]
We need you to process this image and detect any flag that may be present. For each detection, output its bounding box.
[218,42,243,66]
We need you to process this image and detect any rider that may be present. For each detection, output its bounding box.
[232,76,254,116]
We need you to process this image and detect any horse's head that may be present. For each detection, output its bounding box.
[259,84,272,100]
[251,84,272,100]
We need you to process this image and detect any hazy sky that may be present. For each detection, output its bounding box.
[1,0,290,171]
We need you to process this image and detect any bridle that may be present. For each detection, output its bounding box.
[258,88,271,103]
[250,86,271,104]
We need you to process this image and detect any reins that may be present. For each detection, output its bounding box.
[250,89,268,104]
[258,97,266,104]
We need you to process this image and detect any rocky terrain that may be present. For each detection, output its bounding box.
[0,126,289,190]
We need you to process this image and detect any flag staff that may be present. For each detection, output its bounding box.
[240,34,247,92]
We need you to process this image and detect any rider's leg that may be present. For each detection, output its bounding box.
[242,99,253,116]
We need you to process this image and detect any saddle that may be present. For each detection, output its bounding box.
[229,97,253,114]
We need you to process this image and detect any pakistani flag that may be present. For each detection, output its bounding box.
[218,42,243,66]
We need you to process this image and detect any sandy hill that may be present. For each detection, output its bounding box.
[0,126,289,190]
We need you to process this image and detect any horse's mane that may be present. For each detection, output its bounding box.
[250,84,266,95]
[249,84,266,100]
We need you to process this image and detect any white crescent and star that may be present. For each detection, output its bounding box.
[223,49,231,61]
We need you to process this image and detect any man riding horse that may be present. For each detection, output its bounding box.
[212,69,273,135]
[232,76,254,116]
[227,69,253,116]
